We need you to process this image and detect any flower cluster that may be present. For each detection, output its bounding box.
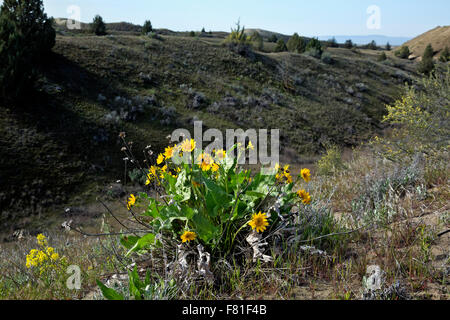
[26,234,62,274]
[121,137,315,257]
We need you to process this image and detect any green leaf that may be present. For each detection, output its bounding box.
[126,233,156,257]
[96,280,124,300]
[128,267,143,300]
[192,212,219,243]
[120,235,140,250]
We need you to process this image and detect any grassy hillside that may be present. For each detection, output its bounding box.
[0,31,419,236]
[404,26,450,59]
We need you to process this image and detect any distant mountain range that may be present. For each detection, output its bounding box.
[317,35,412,46]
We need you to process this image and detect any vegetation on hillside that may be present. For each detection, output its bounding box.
[0,0,55,103]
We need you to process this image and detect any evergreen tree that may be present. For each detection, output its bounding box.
[287,33,305,53]
[418,44,435,75]
[327,37,338,48]
[439,46,450,62]
[268,34,278,43]
[142,20,152,34]
[386,42,391,51]
[201,27,206,33]
[0,0,55,102]
[250,31,263,51]
[91,15,106,35]
[344,39,353,49]
[395,46,410,59]
[274,39,287,52]
[367,40,377,50]
[305,37,323,55]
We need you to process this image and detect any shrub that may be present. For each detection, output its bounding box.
[287,33,305,53]
[142,20,152,35]
[367,40,378,50]
[189,31,196,37]
[317,144,346,176]
[268,34,278,43]
[305,37,323,57]
[250,31,263,51]
[91,14,106,35]
[418,44,435,75]
[439,46,450,63]
[327,37,338,48]
[96,135,329,300]
[0,0,55,103]
[224,20,251,56]
[394,46,410,59]
[274,39,287,52]
[304,48,322,59]
[344,39,354,49]
[371,66,449,162]
[377,52,387,61]
[321,52,333,64]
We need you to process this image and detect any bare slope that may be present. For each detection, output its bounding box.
[403,26,450,58]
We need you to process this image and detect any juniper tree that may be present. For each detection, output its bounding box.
[274,39,287,52]
[287,33,305,53]
[92,15,106,35]
[0,0,55,103]
[418,44,435,75]
[142,20,152,34]
[344,39,353,49]
[440,46,450,63]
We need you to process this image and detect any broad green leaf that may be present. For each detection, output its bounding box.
[96,280,124,300]
[126,233,156,257]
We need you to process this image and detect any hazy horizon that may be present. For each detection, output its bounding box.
[37,0,450,38]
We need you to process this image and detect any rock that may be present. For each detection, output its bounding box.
[346,86,355,95]
[191,92,207,109]
[362,265,410,300]
[355,83,368,92]
[97,94,106,102]
[107,183,126,198]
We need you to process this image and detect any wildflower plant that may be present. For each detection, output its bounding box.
[121,136,315,260]
[25,234,68,287]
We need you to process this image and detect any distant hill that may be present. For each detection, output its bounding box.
[403,26,450,59]
[317,35,412,46]
[245,28,291,42]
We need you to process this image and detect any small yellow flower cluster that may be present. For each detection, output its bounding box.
[197,153,219,172]
[297,168,312,205]
[275,164,293,184]
[127,194,136,210]
[296,189,312,205]
[26,234,60,270]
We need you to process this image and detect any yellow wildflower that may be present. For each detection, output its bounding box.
[197,153,214,172]
[127,194,136,210]
[301,168,311,182]
[180,231,197,243]
[248,141,255,150]
[163,146,174,159]
[157,153,164,165]
[215,149,226,161]
[36,234,47,247]
[181,139,196,152]
[297,189,312,205]
[248,212,269,233]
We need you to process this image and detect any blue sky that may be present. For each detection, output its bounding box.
[39,0,450,37]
